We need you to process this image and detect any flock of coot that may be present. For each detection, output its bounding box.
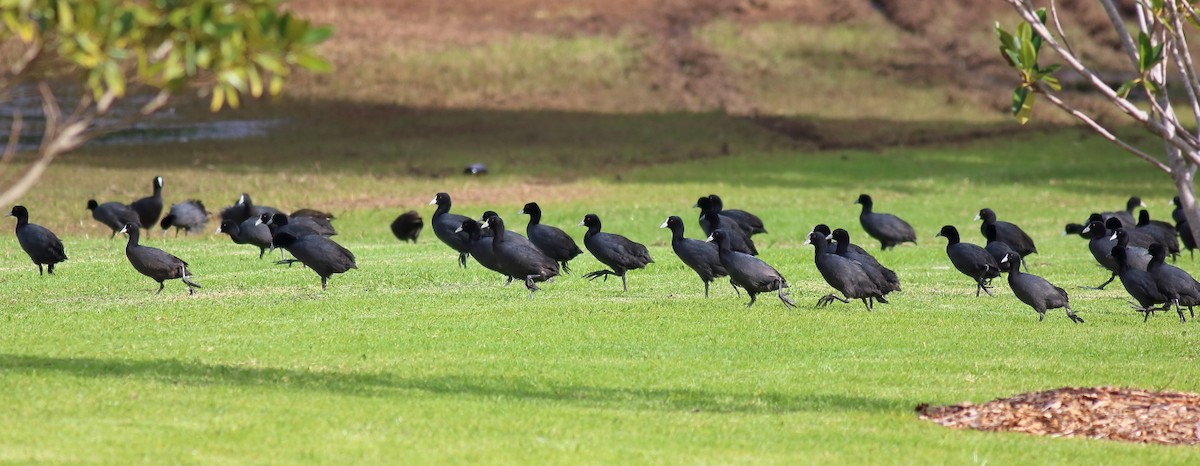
[8,178,1200,324]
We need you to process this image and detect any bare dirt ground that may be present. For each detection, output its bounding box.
[286,0,1128,114]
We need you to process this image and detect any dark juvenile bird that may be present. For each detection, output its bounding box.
[520,202,583,273]
[1101,196,1144,229]
[1000,252,1084,323]
[580,213,653,292]
[429,192,473,267]
[702,209,757,255]
[216,218,273,259]
[707,229,794,308]
[87,199,141,239]
[813,224,869,256]
[806,231,887,311]
[219,193,281,224]
[975,208,1036,257]
[695,196,752,237]
[390,210,423,243]
[159,200,209,237]
[129,176,164,229]
[454,219,507,280]
[1112,245,1168,321]
[984,223,1021,272]
[119,223,201,295]
[1146,243,1200,323]
[830,228,900,296]
[856,194,916,250]
[1135,210,1179,259]
[481,215,559,298]
[661,215,729,298]
[271,232,357,290]
[936,225,1001,297]
[9,206,67,275]
[707,194,766,235]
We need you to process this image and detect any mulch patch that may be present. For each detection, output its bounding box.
[916,387,1200,445]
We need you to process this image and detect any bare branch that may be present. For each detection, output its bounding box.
[1097,0,1141,69]
[1035,85,1171,173]
[1047,0,1077,58]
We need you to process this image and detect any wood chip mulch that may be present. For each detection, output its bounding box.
[915,386,1200,445]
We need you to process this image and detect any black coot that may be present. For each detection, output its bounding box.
[216,218,273,259]
[975,208,1037,257]
[291,208,335,221]
[429,192,473,267]
[707,194,766,235]
[1000,253,1084,323]
[87,199,141,239]
[219,193,281,224]
[130,176,164,229]
[9,206,67,275]
[805,231,887,311]
[454,219,507,280]
[695,196,752,237]
[983,223,1021,272]
[120,223,201,294]
[1062,223,1088,239]
[707,229,794,308]
[580,213,653,292]
[661,215,729,298]
[702,209,756,255]
[856,194,916,250]
[1146,243,1200,323]
[830,228,900,296]
[813,224,868,256]
[1101,196,1144,228]
[1080,220,1141,289]
[260,213,335,237]
[159,200,209,237]
[936,225,1001,297]
[390,210,423,243]
[521,202,583,273]
[1135,210,1179,259]
[271,232,357,289]
[481,215,559,298]
[1111,245,1168,320]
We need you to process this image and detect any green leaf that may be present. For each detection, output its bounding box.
[1031,8,1048,52]
[1040,75,1061,92]
[1116,79,1138,99]
[1012,86,1029,117]
[302,25,332,46]
[1137,32,1153,72]
[292,52,332,73]
[1013,87,1035,125]
[1145,79,1161,94]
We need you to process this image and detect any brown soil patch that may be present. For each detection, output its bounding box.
[917,387,1200,446]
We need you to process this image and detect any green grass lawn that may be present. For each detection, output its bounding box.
[2,112,1199,463]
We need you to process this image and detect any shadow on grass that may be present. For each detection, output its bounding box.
[0,352,899,414]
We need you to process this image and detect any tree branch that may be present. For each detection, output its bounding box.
[1006,0,1197,158]
[1035,84,1171,173]
[1097,0,1141,70]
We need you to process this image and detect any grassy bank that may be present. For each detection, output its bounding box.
[1,115,1198,463]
